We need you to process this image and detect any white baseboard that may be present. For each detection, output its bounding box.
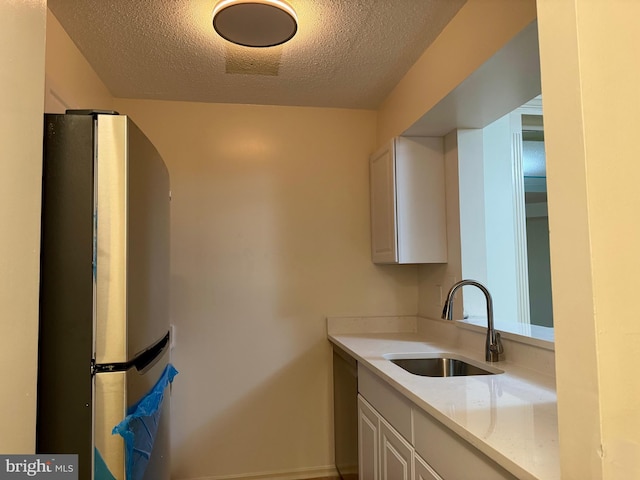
[177,464,338,480]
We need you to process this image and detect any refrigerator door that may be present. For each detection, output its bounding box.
[37,113,96,479]
[94,338,171,480]
[94,115,170,365]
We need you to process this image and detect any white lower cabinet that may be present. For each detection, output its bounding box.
[413,453,443,480]
[359,394,441,480]
[359,395,413,480]
[357,366,517,480]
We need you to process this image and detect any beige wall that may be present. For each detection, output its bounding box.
[44,10,418,477]
[45,10,113,111]
[376,0,537,147]
[379,0,538,324]
[113,98,418,479]
[39,2,640,479]
[537,1,640,478]
[0,0,47,453]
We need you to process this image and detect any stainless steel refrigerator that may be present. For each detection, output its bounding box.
[37,111,173,480]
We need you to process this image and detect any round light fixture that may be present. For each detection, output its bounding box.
[212,0,298,48]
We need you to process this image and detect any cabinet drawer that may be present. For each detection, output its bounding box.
[413,408,517,480]
[358,365,412,440]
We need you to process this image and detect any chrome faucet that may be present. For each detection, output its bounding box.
[441,279,504,362]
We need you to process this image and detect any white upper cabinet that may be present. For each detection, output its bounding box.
[369,137,447,264]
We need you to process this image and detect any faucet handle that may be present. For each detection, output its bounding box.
[491,332,504,355]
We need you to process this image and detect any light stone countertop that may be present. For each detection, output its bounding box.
[328,317,560,480]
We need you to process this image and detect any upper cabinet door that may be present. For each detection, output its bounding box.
[370,142,398,263]
[369,137,447,264]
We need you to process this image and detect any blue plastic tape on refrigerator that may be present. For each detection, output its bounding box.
[112,364,179,480]
[95,447,117,480]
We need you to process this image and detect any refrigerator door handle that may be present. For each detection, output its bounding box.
[94,331,170,375]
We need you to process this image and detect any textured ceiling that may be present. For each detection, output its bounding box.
[48,0,467,109]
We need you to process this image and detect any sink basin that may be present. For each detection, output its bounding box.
[385,354,502,377]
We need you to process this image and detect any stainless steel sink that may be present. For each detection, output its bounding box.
[385,354,502,377]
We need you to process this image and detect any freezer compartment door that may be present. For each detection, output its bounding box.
[94,347,171,480]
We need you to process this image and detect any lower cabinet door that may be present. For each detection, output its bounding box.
[413,453,443,480]
[380,418,413,480]
[358,396,380,480]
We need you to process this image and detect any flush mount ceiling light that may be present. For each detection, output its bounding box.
[212,0,298,48]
